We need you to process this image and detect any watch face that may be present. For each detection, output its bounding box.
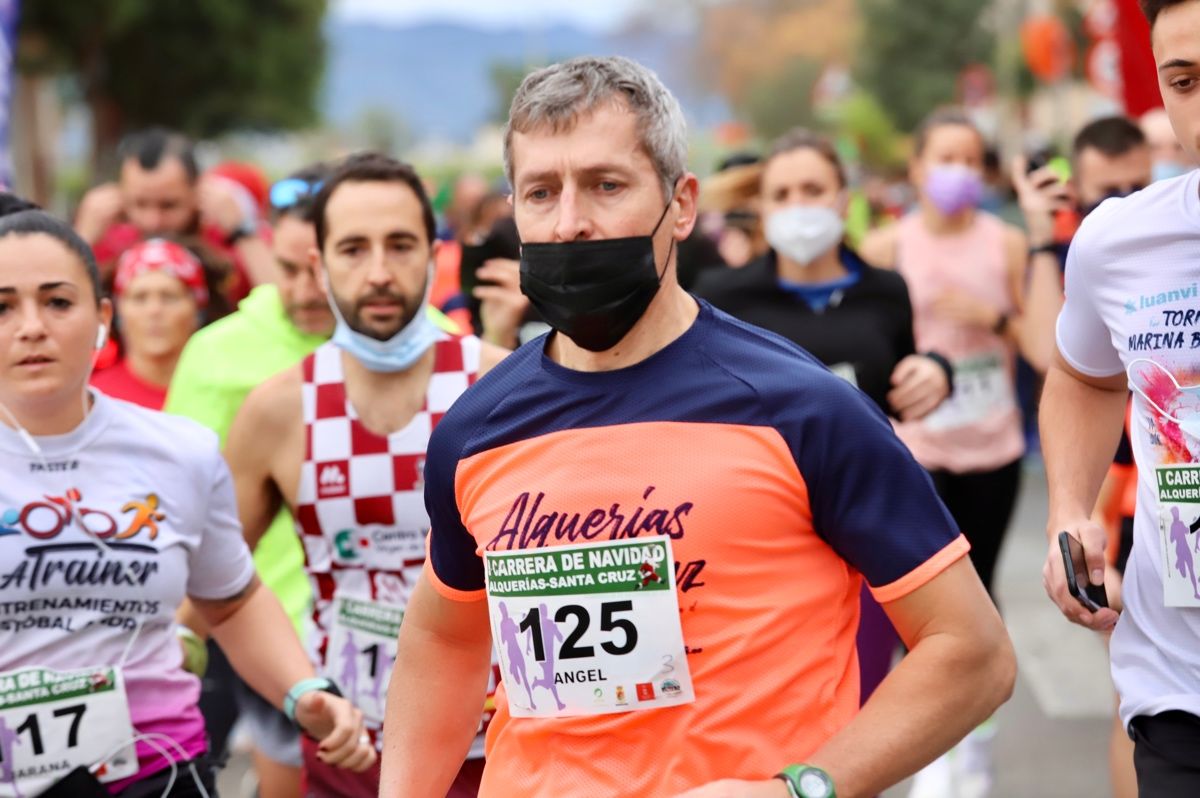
[799,770,833,798]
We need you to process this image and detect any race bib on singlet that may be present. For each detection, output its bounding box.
[484,537,694,719]
[924,352,1015,431]
[1154,465,1200,608]
[0,666,136,798]
[322,598,402,728]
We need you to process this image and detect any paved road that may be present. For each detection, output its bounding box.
[218,462,1118,797]
[886,460,1114,797]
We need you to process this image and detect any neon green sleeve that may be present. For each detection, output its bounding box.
[164,338,244,446]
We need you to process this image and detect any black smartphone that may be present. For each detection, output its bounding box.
[460,216,522,336]
[459,241,491,301]
[460,216,521,301]
[1026,151,1051,175]
[1058,531,1109,612]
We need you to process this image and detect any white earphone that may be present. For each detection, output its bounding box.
[96,325,108,350]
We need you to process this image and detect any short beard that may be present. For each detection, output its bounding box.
[334,289,421,342]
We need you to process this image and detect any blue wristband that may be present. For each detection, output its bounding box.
[284,677,337,724]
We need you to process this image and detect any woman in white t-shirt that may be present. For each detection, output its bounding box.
[0,209,375,797]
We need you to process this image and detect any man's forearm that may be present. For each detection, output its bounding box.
[380,623,491,797]
[235,237,278,286]
[1040,362,1127,535]
[806,623,1014,797]
[1014,253,1064,374]
[75,221,103,246]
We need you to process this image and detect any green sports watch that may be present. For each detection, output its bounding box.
[776,764,835,798]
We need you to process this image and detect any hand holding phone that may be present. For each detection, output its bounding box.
[1012,154,1073,248]
[1058,531,1109,612]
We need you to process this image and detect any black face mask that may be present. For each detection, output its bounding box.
[519,199,675,353]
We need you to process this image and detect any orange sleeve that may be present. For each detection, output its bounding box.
[869,534,971,604]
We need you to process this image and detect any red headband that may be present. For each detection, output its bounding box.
[113,239,209,309]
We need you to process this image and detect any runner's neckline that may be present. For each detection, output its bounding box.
[0,389,114,457]
[536,299,711,388]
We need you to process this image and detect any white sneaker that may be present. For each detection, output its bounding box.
[954,721,995,798]
[907,721,995,798]
[908,751,955,798]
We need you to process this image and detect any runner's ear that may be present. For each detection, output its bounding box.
[311,247,329,293]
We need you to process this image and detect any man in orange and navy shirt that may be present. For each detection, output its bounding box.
[382,56,1015,798]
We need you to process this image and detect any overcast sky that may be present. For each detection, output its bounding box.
[333,0,646,31]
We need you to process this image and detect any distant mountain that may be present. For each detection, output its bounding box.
[320,20,726,143]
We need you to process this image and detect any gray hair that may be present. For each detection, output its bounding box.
[503,56,688,202]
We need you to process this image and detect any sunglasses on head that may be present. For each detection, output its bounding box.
[270,178,323,211]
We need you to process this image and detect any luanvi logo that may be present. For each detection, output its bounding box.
[1125,284,1199,315]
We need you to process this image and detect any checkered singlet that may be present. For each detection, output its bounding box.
[293,336,480,668]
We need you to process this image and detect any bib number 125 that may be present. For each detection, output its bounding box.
[518,600,638,661]
[484,536,694,718]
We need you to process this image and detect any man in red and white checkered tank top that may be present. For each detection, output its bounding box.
[223,154,515,798]
[295,335,492,719]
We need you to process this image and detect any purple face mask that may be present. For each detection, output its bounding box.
[924,165,984,216]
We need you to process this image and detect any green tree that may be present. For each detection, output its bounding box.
[828,90,905,171]
[738,56,823,142]
[354,106,411,156]
[18,0,327,173]
[855,0,994,132]
[488,60,539,125]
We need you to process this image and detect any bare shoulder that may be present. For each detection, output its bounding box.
[1001,221,1028,253]
[229,364,304,451]
[1001,222,1029,276]
[478,340,511,378]
[859,224,899,269]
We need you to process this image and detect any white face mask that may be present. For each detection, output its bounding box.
[1128,358,1200,456]
[764,205,845,267]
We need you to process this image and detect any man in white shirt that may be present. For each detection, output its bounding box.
[1042,0,1200,792]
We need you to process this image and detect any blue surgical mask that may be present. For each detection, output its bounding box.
[327,268,440,372]
[1152,161,1190,183]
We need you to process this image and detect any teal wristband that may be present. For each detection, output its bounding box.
[283,677,336,723]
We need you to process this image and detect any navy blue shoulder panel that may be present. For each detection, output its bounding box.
[428,300,960,591]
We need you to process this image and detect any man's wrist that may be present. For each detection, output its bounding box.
[1046,512,1092,539]
[776,764,836,798]
[482,328,519,349]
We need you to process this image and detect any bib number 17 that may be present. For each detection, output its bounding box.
[0,704,87,762]
[517,600,638,662]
